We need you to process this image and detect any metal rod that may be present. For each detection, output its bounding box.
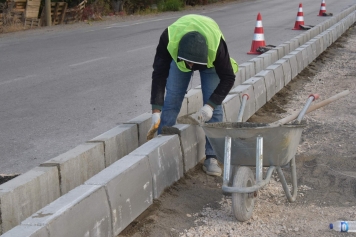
[256,136,263,182]
[277,157,298,202]
[223,136,231,187]
[296,95,315,123]
[237,94,249,122]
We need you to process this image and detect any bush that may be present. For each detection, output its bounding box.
[161,0,183,11]
[82,0,111,20]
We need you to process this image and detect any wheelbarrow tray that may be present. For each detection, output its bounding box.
[202,122,305,167]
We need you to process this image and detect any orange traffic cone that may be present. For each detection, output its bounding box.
[247,12,266,55]
[293,3,305,30]
[318,0,326,16]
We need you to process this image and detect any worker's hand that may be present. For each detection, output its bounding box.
[198,104,214,123]
[147,112,161,141]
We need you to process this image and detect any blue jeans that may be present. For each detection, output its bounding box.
[157,60,223,157]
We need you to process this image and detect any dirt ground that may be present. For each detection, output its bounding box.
[118,23,356,237]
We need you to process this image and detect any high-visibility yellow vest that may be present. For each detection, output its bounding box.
[167,14,238,73]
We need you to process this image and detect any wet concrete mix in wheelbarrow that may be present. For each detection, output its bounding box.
[119,23,356,237]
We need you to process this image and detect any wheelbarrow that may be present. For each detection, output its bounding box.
[201,90,349,222]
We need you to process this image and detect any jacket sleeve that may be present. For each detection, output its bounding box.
[208,38,236,108]
[150,28,172,110]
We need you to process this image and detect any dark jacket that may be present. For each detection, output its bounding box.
[150,28,236,110]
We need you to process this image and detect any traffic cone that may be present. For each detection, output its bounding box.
[293,3,305,30]
[318,0,326,16]
[247,12,266,55]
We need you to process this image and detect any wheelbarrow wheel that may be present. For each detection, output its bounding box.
[232,166,255,222]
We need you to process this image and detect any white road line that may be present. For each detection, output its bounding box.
[69,57,109,67]
[0,75,37,86]
[126,45,155,53]
[104,8,228,29]
[105,16,178,29]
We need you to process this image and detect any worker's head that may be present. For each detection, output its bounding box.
[178,31,208,65]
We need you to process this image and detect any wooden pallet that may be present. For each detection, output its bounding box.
[24,17,40,28]
[64,0,87,24]
[6,0,26,13]
[41,2,68,26]
[25,0,40,18]
[0,13,3,31]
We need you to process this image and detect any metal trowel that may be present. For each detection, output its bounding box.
[176,112,201,125]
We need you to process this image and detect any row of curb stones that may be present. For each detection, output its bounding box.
[0,6,355,237]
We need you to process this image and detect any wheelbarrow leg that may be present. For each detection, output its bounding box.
[223,136,232,188]
[276,156,298,202]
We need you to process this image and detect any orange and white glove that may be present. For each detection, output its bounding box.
[198,104,213,123]
[146,112,161,141]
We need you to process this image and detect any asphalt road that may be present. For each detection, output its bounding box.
[0,0,354,174]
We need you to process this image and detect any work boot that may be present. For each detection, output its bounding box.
[203,158,222,176]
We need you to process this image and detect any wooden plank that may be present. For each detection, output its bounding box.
[52,2,59,24]
[59,2,67,24]
[25,0,41,18]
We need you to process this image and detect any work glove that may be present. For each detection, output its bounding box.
[147,112,161,141]
[198,104,214,123]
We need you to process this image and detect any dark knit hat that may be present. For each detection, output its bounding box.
[178,31,208,65]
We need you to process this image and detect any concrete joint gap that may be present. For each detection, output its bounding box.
[161,127,187,173]
[40,163,62,195]
[87,140,107,167]
[103,186,115,235]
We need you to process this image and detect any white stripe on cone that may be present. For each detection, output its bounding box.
[256,21,263,27]
[296,16,304,21]
[253,34,265,40]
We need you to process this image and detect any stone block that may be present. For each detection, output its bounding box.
[124,112,151,146]
[275,58,292,85]
[295,46,309,69]
[0,167,60,234]
[295,35,305,49]
[88,124,137,167]
[331,26,338,43]
[178,97,188,118]
[279,43,290,55]
[162,124,202,172]
[257,53,272,70]
[290,38,299,51]
[255,70,276,102]
[248,57,263,75]
[288,49,303,74]
[328,26,335,43]
[229,85,255,121]
[0,225,48,237]
[239,61,255,80]
[222,94,241,122]
[274,46,284,60]
[264,49,278,64]
[41,143,105,195]
[265,64,284,93]
[242,77,267,112]
[234,66,244,87]
[129,135,183,199]
[186,88,203,114]
[283,54,298,79]
[320,32,328,51]
[85,155,152,236]
[301,31,311,42]
[314,36,323,57]
[21,185,112,237]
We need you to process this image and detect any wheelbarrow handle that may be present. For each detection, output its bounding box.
[295,94,320,123]
[237,94,249,122]
[271,90,349,126]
